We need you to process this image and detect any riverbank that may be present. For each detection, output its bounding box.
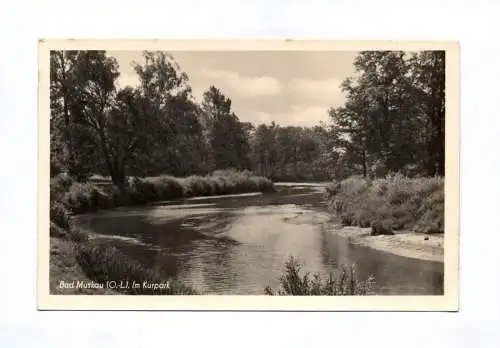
[330,225,444,263]
[50,236,199,295]
[282,208,444,263]
[52,169,275,216]
[50,237,115,294]
[49,170,276,294]
[326,174,444,235]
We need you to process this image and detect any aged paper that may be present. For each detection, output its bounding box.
[39,39,459,311]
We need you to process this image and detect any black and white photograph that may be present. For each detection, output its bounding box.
[39,40,459,310]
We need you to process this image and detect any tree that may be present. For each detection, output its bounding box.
[249,122,333,181]
[328,50,444,178]
[50,50,100,180]
[67,51,134,189]
[410,51,446,176]
[202,86,251,171]
[129,51,209,177]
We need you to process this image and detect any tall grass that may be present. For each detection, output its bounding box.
[49,169,274,295]
[75,240,198,295]
[326,174,444,234]
[265,257,377,295]
[51,169,275,216]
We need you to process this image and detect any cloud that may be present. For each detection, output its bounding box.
[283,105,330,126]
[288,77,345,106]
[248,105,330,127]
[249,111,275,124]
[116,73,140,89]
[201,69,282,97]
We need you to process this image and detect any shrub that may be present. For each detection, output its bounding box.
[327,174,444,233]
[50,159,63,178]
[265,257,377,296]
[50,221,68,238]
[52,171,275,216]
[152,175,185,200]
[182,175,214,197]
[414,188,445,234]
[62,182,96,214]
[92,187,117,210]
[129,178,159,204]
[68,227,89,243]
[50,201,70,229]
[50,173,75,203]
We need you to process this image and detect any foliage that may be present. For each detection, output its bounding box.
[50,49,445,187]
[202,86,251,171]
[250,123,337,181]
[265,257,377,295]
[328,51,445,179]
[50,201,71,229]
[327,174,444,233]
[51,171,274,216]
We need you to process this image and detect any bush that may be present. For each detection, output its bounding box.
[50,221,68,238]
[62,182,95,214]
[151,175,185,200]
[75,241,197,295]
[52,171,275,216]
[129,178,160,204]
[50,159,63,178]
[414,188,445,234]
[265,257,377,295]
[68,228,90,243]
[50,201,70,229]
[327,174,444,233]
[50,173,75,203]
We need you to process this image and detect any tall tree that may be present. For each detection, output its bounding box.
[50,50,100,180]
[128,51,208,177]
[67,51,130,189]
[328,50,443,178]
[410,51,446,176]
[202,86,251,171]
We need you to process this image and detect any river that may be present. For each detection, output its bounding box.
[73,184,444,295]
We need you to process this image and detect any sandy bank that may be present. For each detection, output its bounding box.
[330,226,444,263]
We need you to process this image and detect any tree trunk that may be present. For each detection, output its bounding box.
[293,146,298,179]
[96,127,127,193]
[427,52,446,177]
[110,166,126,194]
[362,149,367,178]
[59,53,78,178]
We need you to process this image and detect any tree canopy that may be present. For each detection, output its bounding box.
[50,49,445,185]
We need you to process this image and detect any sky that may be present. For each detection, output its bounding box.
[108,50,359,127]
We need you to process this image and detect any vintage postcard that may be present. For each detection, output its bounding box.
[38,39,460,311]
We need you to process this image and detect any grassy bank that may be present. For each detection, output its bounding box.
[326,174,444,235]
[50,236,199,295]
[49,170,380,296]
[74,239,198,295]
[51,169,275,216]
[50,237,115,295]
[51,238,378,295]
[49,169,275,294]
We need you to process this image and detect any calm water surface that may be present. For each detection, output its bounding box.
[73,184,444,295]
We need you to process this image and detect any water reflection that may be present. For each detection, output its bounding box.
[74,186,444,295]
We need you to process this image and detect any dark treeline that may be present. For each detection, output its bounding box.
[50,50,445,189]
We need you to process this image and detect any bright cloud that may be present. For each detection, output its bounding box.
[288,77,345,106]
[116,73,140,89]
[250,111,275,124]
[283,105,330,126]
[248,105,330,127]
[201,69,282,97]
